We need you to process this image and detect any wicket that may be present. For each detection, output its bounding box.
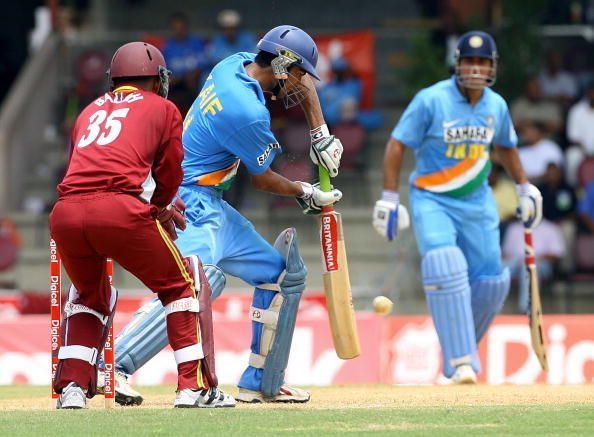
[50,238,116,408]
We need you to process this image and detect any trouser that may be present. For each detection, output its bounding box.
[50,193,206,396]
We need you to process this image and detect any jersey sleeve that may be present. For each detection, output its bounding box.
[151,103,184,208]
[390,90,430,149]
[223,120,281,175]
[493,100,518,148]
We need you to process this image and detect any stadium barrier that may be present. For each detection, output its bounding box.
[0,294,593,386]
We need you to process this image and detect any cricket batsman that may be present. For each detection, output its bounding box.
[372,31,543,383]
[50,42,234,408]
[101,25,343,404]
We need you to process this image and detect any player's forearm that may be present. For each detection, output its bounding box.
[494,146,528,185]
[250,168,303,197]
[299,75,325,129]
[383,138,406,192]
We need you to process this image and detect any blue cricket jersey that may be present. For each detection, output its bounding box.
[181,52,280,189]
[392,76,517,197]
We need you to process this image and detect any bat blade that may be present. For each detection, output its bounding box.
[524,229,549,372]
[320,210,360,359]
[318,166,360,360]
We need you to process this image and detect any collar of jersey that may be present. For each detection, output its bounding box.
[113,85,139,93]
[239,54,266,105]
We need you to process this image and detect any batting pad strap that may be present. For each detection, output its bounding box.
[257,282,281,292]
[164,297,200,316]
[58,345,98,365]
[249,353,266,369]
[64,301,109,325]
[249,306,279,327]
[173,343,204,364]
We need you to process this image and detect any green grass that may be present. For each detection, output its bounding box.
[0,386,593,436]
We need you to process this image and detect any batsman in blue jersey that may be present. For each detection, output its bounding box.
[101,25,344,405]
[373,31,543,383]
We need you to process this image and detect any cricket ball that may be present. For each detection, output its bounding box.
[373,296,393,316]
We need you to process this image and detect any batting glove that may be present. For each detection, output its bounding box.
[309,124,343,177]
[516,183,543,230]
[296,181,342,215]
[372,190,410,241]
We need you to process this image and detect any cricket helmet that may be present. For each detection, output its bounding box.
[107,42,171,98]
[454,30,498,89]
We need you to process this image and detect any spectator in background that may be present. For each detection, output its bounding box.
[578,181,594,234]
[208,10,256,65]
[318,58,382,130]
[538,50,578,106]
[511,75,563,138]
[162,12,208,115]
[488,164,517,242]
[566,80,594,186]
[318,58,361,127]
[539,162,578,272]
[503,219,565,312]
[517,122,564,183]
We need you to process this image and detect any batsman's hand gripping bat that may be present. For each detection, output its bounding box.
[318,167,361,359]
[524,228,549,372]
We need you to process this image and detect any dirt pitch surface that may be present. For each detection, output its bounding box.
[1,384,592,411]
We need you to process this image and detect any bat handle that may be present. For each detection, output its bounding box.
[524,228,536,266]
[318,166,331,192]
[318,166,335,213]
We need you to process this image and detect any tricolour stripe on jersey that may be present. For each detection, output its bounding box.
[196,159,240,190]
[414,157,491,197]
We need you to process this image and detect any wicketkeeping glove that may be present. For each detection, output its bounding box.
[295,181,342,215]
[157,196,186,240]
[516,183,543,230]
[372,191,410,241]
[309,124,343,177]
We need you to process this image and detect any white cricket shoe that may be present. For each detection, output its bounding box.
[56,382,87,409]
[452,364,477,385]
[174,387,236,408]
[236,385,311,403]
[97,369,143,406]
[114,371,143,406]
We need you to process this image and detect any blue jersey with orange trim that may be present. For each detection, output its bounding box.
[391,76,517,197]
[181,52,280,189]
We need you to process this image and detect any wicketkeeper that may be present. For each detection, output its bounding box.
[50,42,234,409]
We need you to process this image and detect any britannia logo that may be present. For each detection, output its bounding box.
[321,215,338,272]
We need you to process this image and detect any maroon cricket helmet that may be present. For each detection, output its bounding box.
[107,42,171,98]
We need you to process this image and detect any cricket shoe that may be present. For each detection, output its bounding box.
[451,364,477,385]
[56,382,87,409]
[97,369,143,406]
[236,385,311,403]
[174,387,236,408]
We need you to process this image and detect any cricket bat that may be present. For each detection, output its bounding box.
[318,167,361,359]
[524,228,549,372]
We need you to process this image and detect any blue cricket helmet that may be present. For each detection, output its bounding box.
[455,30,498,88]
[456,30,498,61]
[257,25,320,80]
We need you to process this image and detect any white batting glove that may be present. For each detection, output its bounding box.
[372,191,410,241]
[516,183,543,230]
[296,181,342,215]
[309,124,343,177]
